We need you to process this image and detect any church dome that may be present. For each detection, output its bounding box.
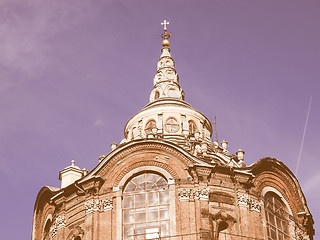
[123,25,241,167]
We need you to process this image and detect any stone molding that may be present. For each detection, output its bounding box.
[178,187,209,201]
[237,193,261,213]
[85,197,113,214]
[51,215,66,239]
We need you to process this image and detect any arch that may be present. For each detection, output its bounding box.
[74,237,81,240]
[41,214,52,240]
[116,166,176,240]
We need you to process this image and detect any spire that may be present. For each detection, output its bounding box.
[149,20,185,102]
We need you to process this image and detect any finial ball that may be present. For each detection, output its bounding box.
[162,39,170,47]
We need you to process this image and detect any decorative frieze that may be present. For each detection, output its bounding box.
[236,193,261,212]
[178,187,209,201]
[51,215,66,239]
[101,197,113,211]
[85,197,114,214]
[178,188,192,201]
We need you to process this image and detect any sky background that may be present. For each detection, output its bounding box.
[0,0,319,239]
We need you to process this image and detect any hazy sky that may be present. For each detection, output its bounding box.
[0,0,319,239]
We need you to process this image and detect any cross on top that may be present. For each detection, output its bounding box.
[161,20,170,31]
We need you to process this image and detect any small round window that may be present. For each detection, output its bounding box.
[165,117,179,133]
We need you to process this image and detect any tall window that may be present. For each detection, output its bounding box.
[122,173,170,239]
[154,91,160,100]
[188,120,197,134]
[264,192,290,240]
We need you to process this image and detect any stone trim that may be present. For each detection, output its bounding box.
[114,160,178,186]
[84,197,114,214]
[237,193,261,213]
[178,187,209,201]
[51,215,66,239]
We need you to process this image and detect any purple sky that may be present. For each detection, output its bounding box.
[0,0,319,239]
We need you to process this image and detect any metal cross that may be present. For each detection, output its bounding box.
[161,20,170,31]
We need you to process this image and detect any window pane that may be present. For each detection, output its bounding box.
[268,212,275,226]
[124,182,136,192]
[160,220,170,236]
[276,217,282,231]
[123,195,134,208]
[135,224,146,238]
[135,194,145,208]
[123,225,134,239]
[148,221,160,229]
[124,209,134,224]
[135,208,146,223]
[159,191,169,204]
[270,226,276,239]
[157,178,168,190]
[278,232,283,240]
[147,192,159,206]
[148,206,159,221]
[159,205,169,220]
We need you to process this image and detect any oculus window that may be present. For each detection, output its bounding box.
[165,117,179,133]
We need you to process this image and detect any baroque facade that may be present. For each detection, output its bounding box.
[32,23,314,240]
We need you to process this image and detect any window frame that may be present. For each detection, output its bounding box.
[262,187,293,240]
[115,166,176,240]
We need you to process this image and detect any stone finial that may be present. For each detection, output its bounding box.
[236,149,245,161]
[82,168,88,176]
[221,140,228,150]
[98,155,106,162]
[111,142,117,151]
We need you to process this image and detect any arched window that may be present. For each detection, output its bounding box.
[74,237,81,240]
[264,192,290,240]
[154,91,160,100]
[144,120,156,134]
[188,120,197,134]
[122,173,170,239]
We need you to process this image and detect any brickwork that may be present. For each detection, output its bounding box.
[32,141,314,240]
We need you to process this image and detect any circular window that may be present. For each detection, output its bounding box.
[165,117,179,133]
[145,120,156,134]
